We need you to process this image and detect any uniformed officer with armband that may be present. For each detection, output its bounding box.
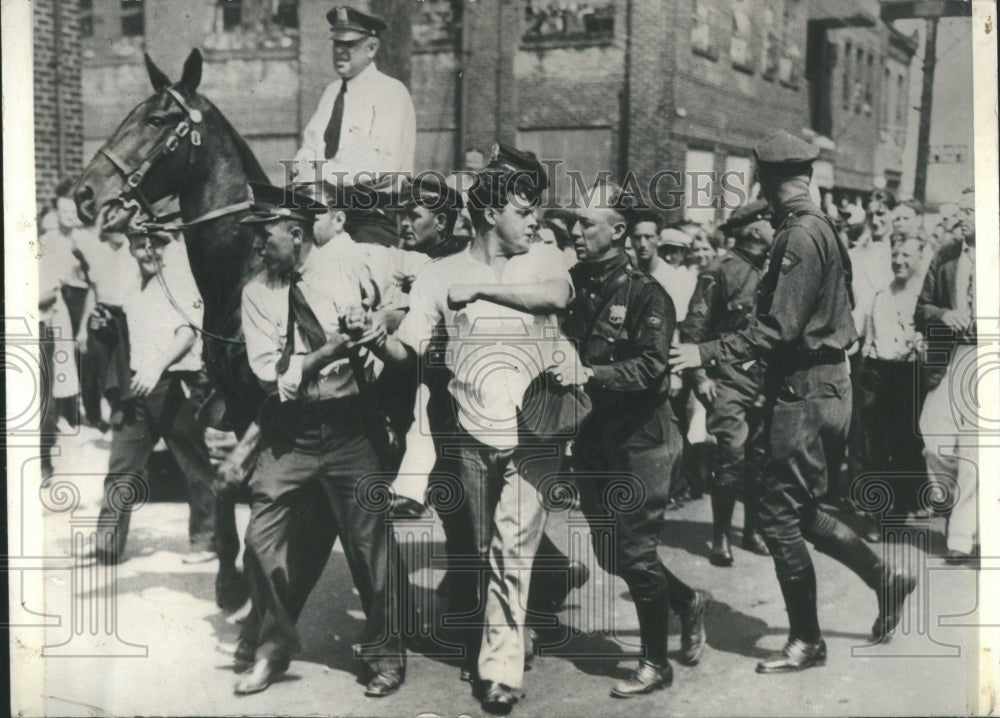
[670,131,916,673]
[680,199,773,567]
[552,181,709,698]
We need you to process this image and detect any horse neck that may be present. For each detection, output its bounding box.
[177,117,267,332]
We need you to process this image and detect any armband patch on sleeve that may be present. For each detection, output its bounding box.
[647,315,662,328]
[779,251,801,274]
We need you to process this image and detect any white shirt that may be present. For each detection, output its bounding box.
[863,282,921,362]
[121,249,204,374]
[317,230,429,311]
[241,241,400,402]
[648,260,697,322]
[396,242,573,449]
[849,239,892,338]
[84,241,138,307]
[295,62,416,185]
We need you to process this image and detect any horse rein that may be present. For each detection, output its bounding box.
[100,87,204,220]
[100,87,255,347]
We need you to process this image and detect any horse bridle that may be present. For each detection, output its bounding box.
[99,87,204,220]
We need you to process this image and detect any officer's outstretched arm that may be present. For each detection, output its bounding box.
[699,227,822,366]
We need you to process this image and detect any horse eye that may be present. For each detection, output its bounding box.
[147,115,169,127]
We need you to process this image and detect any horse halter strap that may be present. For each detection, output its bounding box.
[99,87,203,216]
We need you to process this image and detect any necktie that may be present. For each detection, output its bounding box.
[965,246,975,320]
[323,81,347,160]
[276,272,327,375]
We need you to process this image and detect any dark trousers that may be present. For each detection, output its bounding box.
[574,399,693,607]
[706,377,766,492]
[758,361,881,584]
[858,358,927,513]
[240,397,404,673]
[844,353,872,502]
[39,321,58,476]
[96,373,217,560]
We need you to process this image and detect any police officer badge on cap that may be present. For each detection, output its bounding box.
[327,5,388,41]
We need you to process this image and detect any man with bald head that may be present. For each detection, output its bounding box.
[553,182,709,698]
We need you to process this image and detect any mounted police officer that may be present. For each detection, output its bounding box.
[680,199,773,566]
[671,131,917,673]
[553,181,709,698]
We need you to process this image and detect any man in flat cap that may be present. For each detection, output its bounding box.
[372,145,578,713]
[680,199,773,567]
[293,5,416,188]
[87,221,217,566]
[234,182,406,697]
[671,130,916,673]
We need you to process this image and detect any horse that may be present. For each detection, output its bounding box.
[74,49,270,608]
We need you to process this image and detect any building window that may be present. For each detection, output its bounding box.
[841,41,852,107]
[80,0,94,38]
[691,0,717,60]
[414,0,461,50]
[523,1,615,43]
[730,7,754,72]
[684,149,716,226]
[881,66,892,126]
[120,0,144,37]
[896,73,906,123]
[853,46,864,113]
[762,8,780,79]
[206,0,299,52]
[722,155,753,218]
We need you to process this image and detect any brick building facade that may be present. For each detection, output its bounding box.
[33,0,85,205]
[73,0,916,220]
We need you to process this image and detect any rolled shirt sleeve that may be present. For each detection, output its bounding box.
[241,281,282,391]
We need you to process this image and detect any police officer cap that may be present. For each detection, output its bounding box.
[469,143,548,207]
[658,227,694,248]
[408,174,462,213]
[753,130,819,172]
[239,182,324,225]
[720,199,772,234]
[327,6,387,41]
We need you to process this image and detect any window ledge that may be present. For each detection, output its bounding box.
[520,34,615,51]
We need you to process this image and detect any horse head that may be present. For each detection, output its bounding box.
[75,49,211,230]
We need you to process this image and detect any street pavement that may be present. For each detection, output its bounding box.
[33,427,986,717]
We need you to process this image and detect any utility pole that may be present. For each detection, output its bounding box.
[913,17,937,203]
[879,0,971,203]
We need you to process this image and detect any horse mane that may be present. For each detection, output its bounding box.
[202,96,270,183]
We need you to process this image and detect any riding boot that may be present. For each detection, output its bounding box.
[709,487,736,566]
[805,509,882,590]
[777,564,821,644]
[635,591,670,668]
[741,484,769,556]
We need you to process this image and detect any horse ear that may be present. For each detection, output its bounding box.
[144,53,171,91]
[179,49,203,94]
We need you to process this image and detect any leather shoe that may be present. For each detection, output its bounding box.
[389,497,428,521]
[182,549,217,564]
[756,638,827,673]
[678,589,710,665]
[481,682,520,715]
[709,534,734,567]
[741,531,770,556]
[364,668,403,697]
[234,658,287,695]
[610,659,673,698]
[871,568,917,642]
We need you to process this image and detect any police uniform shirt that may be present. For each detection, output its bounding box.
[698,194,857,368]
[395,241,572,449]
[241,240,398,402]
[681,246,765,343]
[566,255,674,393]
[121,241,204,374]
[296,62,416,184]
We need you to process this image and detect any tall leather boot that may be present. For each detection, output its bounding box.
[709,487,737,566]
[757,565,826,674]
[805,509,916,643]
[611,593,673,697]
[741,484,770,556]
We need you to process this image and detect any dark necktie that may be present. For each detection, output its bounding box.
[276,272,327,375]
[323,81,348,160]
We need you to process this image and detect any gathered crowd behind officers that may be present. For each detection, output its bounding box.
[87,223,217,566]
[554,182,710,698]
[293,6,415,192]
[680,199,773,567]
[236,183,405,698]
[670,130,916,673]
